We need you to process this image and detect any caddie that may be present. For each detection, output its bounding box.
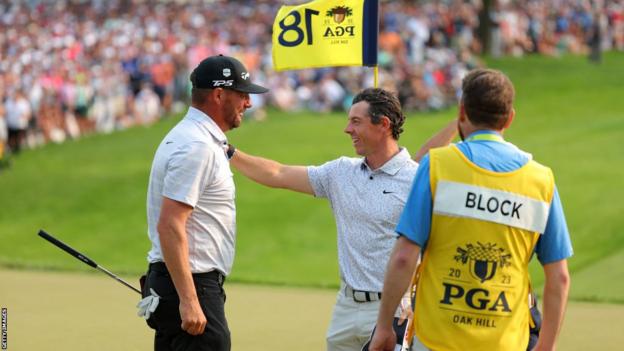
[370,68,573,351]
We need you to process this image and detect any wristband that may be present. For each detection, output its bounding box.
[226,143,236,160]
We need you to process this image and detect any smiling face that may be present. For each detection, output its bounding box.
[344,101,388,157]
[221,89,251,130]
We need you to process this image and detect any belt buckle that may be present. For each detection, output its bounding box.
[352,290,368,303]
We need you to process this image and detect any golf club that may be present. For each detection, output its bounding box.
[38,229,141,294]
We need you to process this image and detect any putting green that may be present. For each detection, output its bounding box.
[0,269,621,350]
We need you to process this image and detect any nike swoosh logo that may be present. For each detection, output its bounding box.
[382,190,394,194]
[165,141,174,144]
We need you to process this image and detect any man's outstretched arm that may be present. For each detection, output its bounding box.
[413,118,458,162]
[230,150,314,195]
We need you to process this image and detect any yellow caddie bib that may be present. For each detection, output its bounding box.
[414,144,554,351]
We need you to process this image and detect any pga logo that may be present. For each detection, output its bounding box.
[212,80,234,87]
[222,68,231,77]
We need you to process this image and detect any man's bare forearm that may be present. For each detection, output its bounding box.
[370,237,421,351]
[230,149,314,194]
[158,220,198,303]
[377,237,421,328]
[534,260,570,351]
[413,118,458,162]
[157,197,207,335]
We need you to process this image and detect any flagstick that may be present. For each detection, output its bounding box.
[373,66,379,88]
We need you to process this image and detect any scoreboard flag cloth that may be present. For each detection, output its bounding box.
[272,0,378,71]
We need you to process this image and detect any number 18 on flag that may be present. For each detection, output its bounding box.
[272,0,379,71]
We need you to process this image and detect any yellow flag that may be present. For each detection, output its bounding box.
[272,0,379,71]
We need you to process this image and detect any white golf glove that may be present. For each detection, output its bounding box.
[137,288,161,319]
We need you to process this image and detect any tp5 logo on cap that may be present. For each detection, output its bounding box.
[212,80,234,87]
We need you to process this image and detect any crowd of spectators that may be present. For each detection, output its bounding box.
[1,0,622,164]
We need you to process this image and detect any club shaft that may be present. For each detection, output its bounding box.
[96,266,142,294]
[39,229,141,295]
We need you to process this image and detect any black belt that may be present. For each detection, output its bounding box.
[149,261,225,286]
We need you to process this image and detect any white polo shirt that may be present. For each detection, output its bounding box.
[308,148,418,292]
[146,107,236,275]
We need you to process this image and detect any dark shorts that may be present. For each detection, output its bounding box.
[144,262,230,351]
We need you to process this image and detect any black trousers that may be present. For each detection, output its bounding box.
[144,262,230,351]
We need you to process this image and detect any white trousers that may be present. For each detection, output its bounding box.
[326,288,380,351]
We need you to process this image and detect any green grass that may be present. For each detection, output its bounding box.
[1,53,623,303]
[4,268,621,351]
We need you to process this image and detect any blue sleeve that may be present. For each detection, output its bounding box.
[396,154,432,248]
[535,186,574,264]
